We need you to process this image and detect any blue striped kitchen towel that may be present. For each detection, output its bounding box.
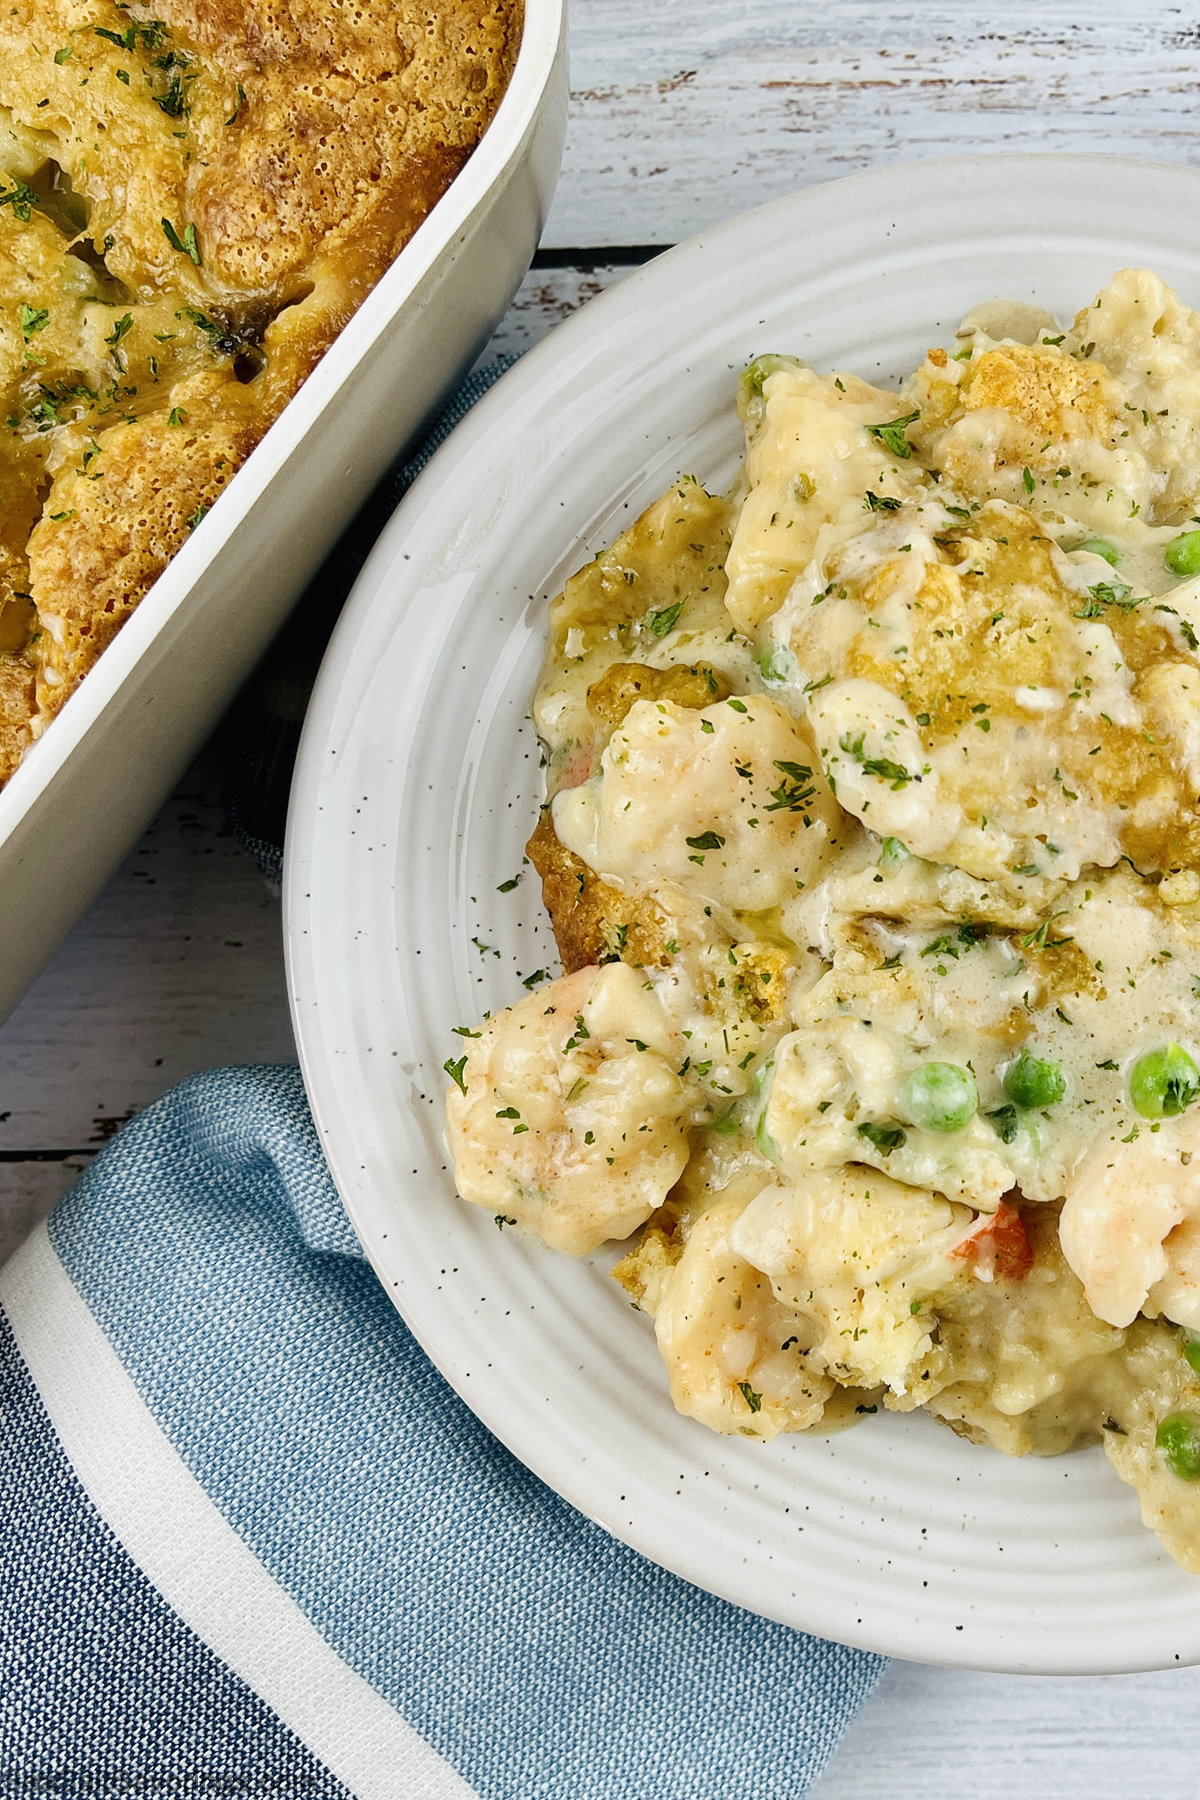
[0,1064,884,1798]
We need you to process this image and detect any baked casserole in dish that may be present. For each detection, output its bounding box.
[0,0,520,782]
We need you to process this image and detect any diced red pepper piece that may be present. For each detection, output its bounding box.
[949,1198,1033,1282]
[560,744,594,788]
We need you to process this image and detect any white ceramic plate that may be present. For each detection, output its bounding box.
[286,154,1200,1674]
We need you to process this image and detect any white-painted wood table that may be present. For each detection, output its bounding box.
[8,3,1200,1789]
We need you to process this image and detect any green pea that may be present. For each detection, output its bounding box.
[1165,531,1200,578]
[1183,1331,1200,1378]
[1075,537,1119,567]
[1003,1050,1067,1111]
[1130,1043,1200,1118]
[1157,1412,1200,1481]
[880,836,912,868]
[753,1062,781,1162]
[900,1062,978,1133]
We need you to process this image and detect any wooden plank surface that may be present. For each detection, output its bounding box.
[810,1658,1200,1798]
[0,743,293,1157]
[546,0,1200,248]
[0,743,295,1257]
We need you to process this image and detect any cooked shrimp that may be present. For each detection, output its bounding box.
[551,694,840,913]
[1059,1111,1200,1329]
[647,1186,836,1439]
[728,1166,976,1395]
[445,962,690,1256]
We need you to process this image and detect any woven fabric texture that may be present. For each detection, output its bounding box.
[0,1310,350,1800]
[2,1064,884,1799]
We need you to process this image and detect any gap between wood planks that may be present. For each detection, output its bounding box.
[0,1149,99,1161]
[530,245,667,267]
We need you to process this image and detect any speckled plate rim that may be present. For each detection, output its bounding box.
[285,153,1200,1674]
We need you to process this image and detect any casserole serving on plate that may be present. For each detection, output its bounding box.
[442,263,1200,1579]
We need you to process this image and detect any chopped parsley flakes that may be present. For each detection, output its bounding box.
[866,410,919,459]
[838,731,914,789]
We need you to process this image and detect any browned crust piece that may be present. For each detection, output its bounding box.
[525,809,670,975]
[0,652,34,782]
[586,659,732,730]
[31,379,263,714]
[0,458,39,776]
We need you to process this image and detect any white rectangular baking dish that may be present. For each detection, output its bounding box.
[0,0,566,1023]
